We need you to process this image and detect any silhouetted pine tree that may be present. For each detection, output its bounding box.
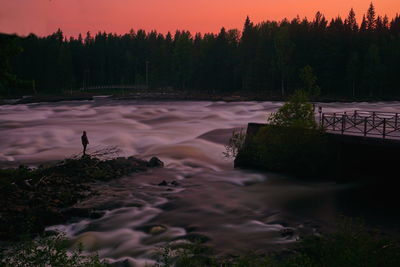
[2,3,399,98]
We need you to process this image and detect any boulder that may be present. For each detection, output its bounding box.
[149,225,167,235]
[280,228,295,237]
[171,180,180,186]
[158,180,168,186]
[148,157,164,168]
[136,224,167,235]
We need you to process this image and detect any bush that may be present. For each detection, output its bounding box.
[288,217,400,267]
[236,125,335,179]
[235,90,333,178]
[0,234,106,267]
[268,90,317,129]
[224,128,246,158]
[153,218,400,267]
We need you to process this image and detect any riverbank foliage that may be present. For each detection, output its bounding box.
[235,125,334,178]
[267,90,317,129]
[235,90,334,178]
[223,128,246,158]
[0,234,106,267]
[1,3,400,99]
[155,219,400,267]
[0,155,159,240]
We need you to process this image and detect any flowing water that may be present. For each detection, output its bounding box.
[1,99,399,266]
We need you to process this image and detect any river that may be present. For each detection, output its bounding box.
[1,99,399,266]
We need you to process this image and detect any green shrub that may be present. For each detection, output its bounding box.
[153,218,400,267]
[224,128,246,158]
[0,234,106,267]
[268,90,317,129]
[288,217,400,267]
[235,90,335,178]
[237,125,335,178]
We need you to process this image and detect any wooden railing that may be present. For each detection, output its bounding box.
[320,110,400,139]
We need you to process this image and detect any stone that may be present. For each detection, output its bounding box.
[158,180,168,186]
[170,180,180,186]
[89,210,105,219]
[149,225,167,235]
[148,157,164,167]
[136,224,167,235]
[280,228,295,237]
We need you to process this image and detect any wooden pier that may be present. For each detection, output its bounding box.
[236,118,400,181]
[320,110,400,139]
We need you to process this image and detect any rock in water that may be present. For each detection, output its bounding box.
[280,228,295,237]
[148,157,164,167]
[149,225,167,235]
[158,180,168,186]
[171,180,180,186]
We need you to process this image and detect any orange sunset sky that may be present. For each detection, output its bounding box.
[0,0,399,37]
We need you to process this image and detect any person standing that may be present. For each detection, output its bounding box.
[81,131,89,155]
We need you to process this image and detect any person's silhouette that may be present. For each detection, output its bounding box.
[81,131,89,155]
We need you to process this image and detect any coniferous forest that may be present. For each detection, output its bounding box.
[1,3,400,98]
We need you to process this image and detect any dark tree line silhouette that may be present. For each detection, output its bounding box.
[2,3,400,98]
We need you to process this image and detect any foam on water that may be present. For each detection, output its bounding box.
[0,100,275,168]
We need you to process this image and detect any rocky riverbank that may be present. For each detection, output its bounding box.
[0,155,163,241]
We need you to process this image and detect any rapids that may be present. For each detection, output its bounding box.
[1,99,399,266]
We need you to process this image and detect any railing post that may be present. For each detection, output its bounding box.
[395,113,398,130]
[318,107,322,125]
[353,110,358,125]
[364,117,367,137]
[333,113,336,131]
[321,113,325,129]
[341,114,345,134]
[372,112,376,126]
[383,118,386,139]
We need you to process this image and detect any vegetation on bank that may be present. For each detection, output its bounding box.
[231,89,337,179]
[2,217,399,266]
[0,234,106,267]
[232,88,400,182]
[1,3,400,99]
[155,218,400,267]
[267,90,317,129]
[0,154,162,240]
[235,125,334,179]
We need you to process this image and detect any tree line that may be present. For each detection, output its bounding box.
[1,3,400,98]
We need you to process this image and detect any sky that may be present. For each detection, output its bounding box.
[0,0,399,37]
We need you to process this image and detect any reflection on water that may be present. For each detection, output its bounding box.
[1,100,399,265]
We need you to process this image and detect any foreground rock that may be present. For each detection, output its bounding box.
[148,156,164,167]
[0,155,163,241]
